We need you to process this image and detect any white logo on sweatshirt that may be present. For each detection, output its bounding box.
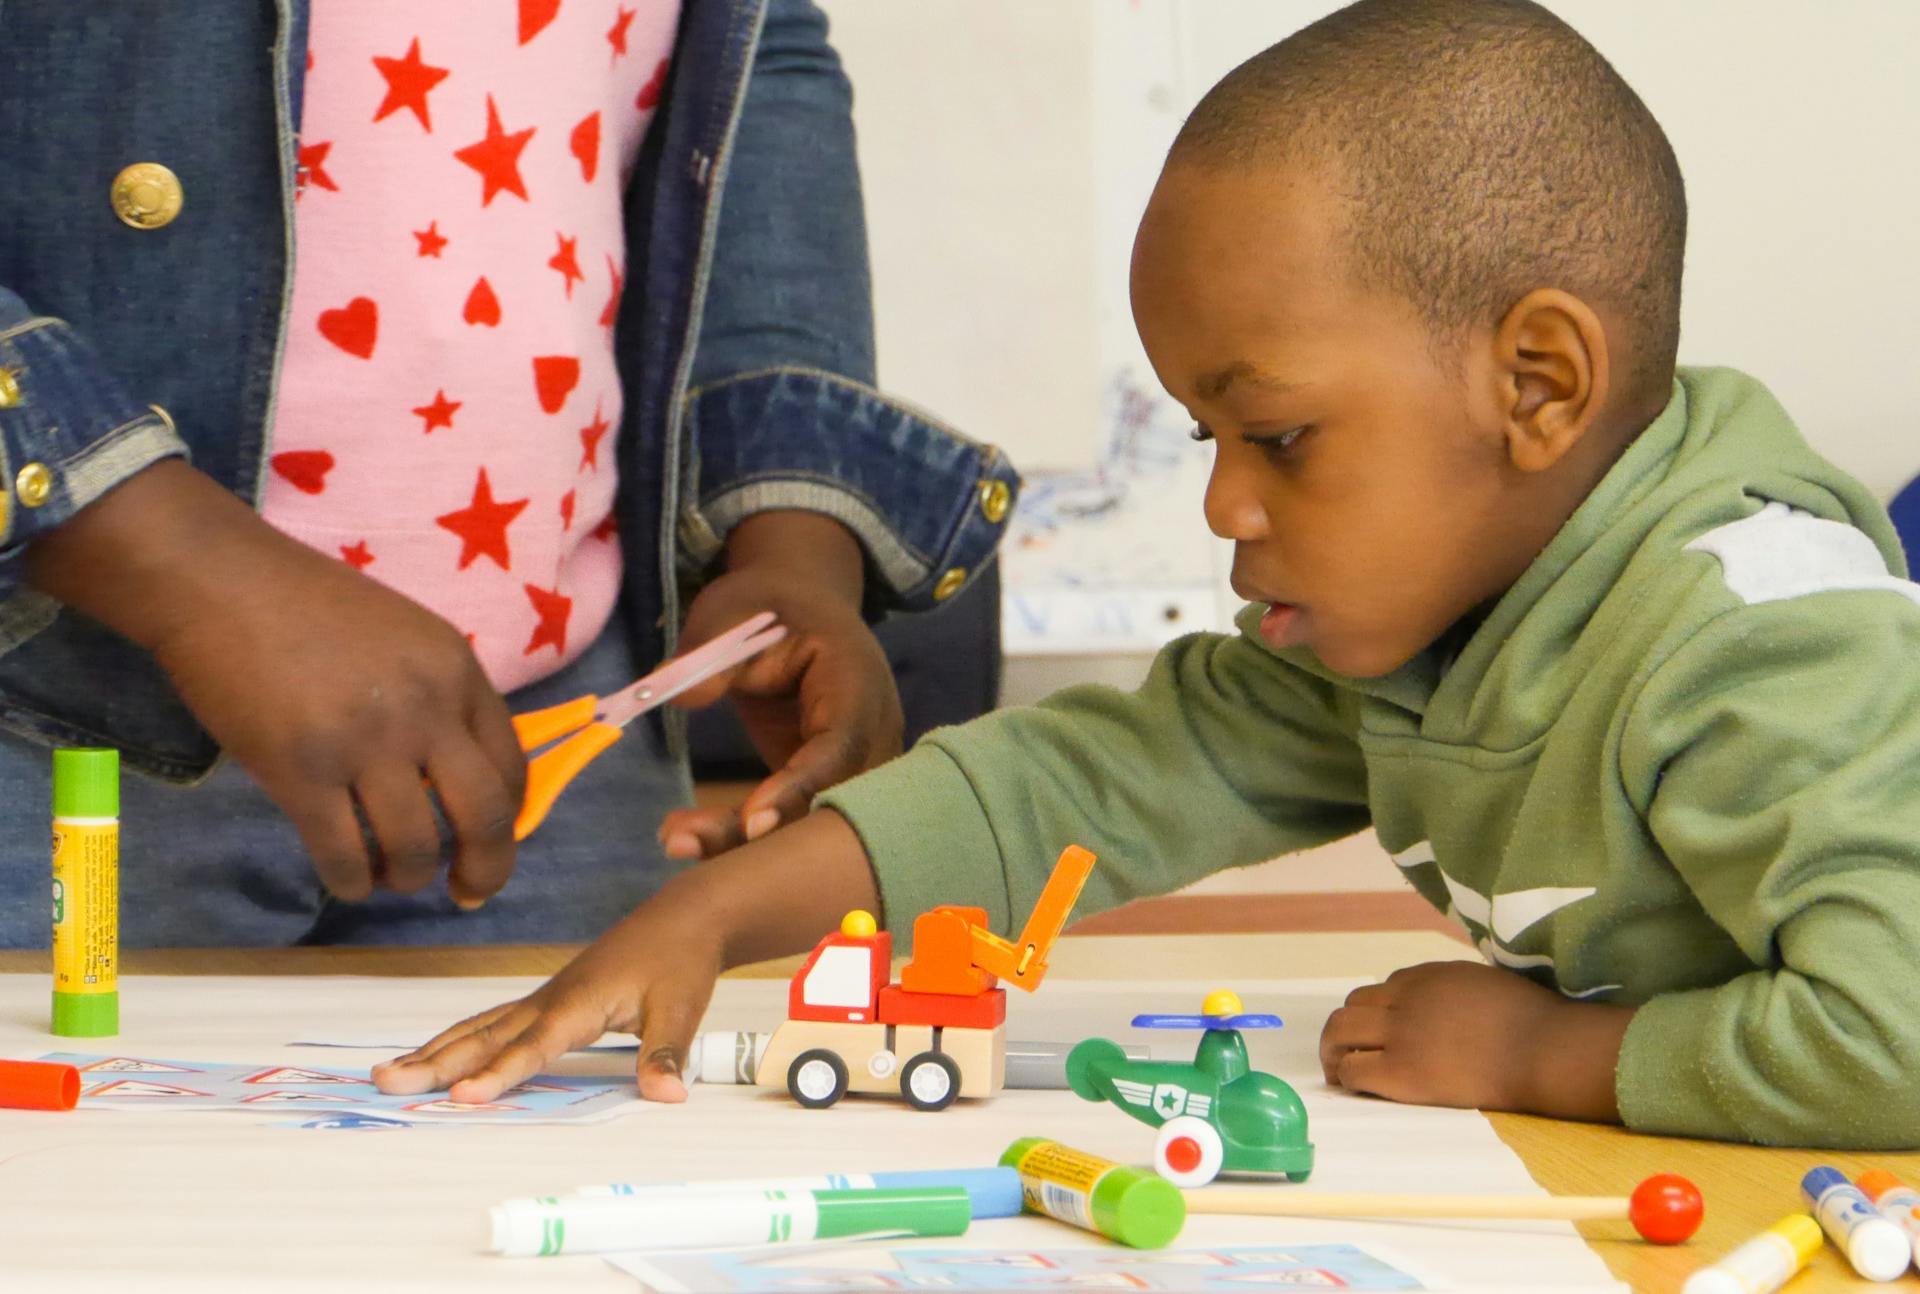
[1396,842,1621,998]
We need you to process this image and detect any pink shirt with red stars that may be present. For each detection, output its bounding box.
[263,0,678,692]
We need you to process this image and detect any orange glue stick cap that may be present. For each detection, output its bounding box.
[0,1058,81,1111]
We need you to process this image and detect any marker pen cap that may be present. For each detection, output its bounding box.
[813,1186,972,1240]
[1857,1169,1912,1205]
[0,1058,80,1111]
[1803,1166,1910,1281]
[52,748,118,817]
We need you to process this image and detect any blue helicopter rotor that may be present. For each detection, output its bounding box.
[1130,1012,1284,1031]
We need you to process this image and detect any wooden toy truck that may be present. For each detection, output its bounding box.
[755,845,1096,1111]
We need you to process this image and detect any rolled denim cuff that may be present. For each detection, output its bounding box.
[0,309,190,592]
[680,367,1020,613]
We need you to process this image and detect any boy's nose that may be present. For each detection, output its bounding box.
[1203,457,1269,542]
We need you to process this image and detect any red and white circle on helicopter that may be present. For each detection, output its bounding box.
[1154,1115,1225,1188]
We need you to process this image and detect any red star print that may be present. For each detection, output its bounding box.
[560,489,577,530]
[297,141,337,195]
[607,6,635,57]
[523,583,573,656]
[599,255,623,328]
[454,95,534,207]
[548,233,584,298]
[579,401,611,470]
[518,0,561,46]
[372,38,450,132]
[340,540,375,571]
[414,220,448,257]
[435,468,529,571]
[589,513,618,542]
[413,390,461,433]
[637,58,667,111]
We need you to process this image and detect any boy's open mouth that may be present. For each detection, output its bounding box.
[1259,601,1307,649]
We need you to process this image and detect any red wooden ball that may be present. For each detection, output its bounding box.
[1629,1174,1703,1244]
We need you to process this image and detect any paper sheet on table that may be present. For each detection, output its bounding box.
[44,1051,637,1123]
[613,1243,1439,1292]
[0,973,1626,1291]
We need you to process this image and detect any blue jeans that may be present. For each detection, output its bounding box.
[0,619,690,948]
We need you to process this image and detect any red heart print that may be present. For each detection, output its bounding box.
[637,58,667,111]
[518,0,560,45]
[317,297,378,359]
[271,450,335,495]
[532,356,580,413]
[570,112,600,183]
[463,277,502,327]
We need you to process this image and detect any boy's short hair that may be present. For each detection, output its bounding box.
[1172,0,1686,417]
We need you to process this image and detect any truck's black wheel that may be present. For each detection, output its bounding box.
[899,1051,961,1111]
[787,1049,849,1108]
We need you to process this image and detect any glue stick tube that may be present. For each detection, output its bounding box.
[1682,1214,1823,1294]
[1000,1137,1184,1249]
[1855,1170,1920,1271]
[51,748,119,1037]
[1802,1166,1909,1281]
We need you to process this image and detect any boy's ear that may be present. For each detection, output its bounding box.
[1491,288,1611,474]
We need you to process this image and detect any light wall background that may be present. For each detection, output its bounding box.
[819,0,1920,543]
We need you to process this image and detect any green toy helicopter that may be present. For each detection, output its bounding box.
[1066,989,1314,1187]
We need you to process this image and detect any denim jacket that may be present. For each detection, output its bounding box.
[0,0,1017,781]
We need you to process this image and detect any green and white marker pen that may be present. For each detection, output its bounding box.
[488,1185,971,1257]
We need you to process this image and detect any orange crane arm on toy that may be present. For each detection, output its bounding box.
[899,845,1097,998]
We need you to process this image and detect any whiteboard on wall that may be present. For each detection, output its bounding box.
[820,0,1920,654]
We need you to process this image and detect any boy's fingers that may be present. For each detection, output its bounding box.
[634,981,714,1104]
[1334,1047,1394,1099]
[1318,1004,1387,1080]
[377,1000,525,1078]
[427,742,517,908]
[290,788,377,902]
[354,762,443,895]
[374,1010,534,1096]
[448,1007,596,1105]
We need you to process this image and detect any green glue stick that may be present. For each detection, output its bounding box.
[1001,1137,1185,1249]
[51,748,119,1037]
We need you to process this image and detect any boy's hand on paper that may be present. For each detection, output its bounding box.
[372,811,881,1105]
[657,511,901,860]
[371,881,726,1105]
[26,459,526,907]
[1318,960,1633,1121]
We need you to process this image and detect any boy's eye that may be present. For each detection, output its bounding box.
[1247,426,1309,459]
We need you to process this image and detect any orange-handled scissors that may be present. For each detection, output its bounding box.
[510,611,788,841]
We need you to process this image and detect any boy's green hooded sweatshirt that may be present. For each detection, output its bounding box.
[820,367,1920,1149]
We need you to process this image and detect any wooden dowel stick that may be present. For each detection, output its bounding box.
[1182,1190,1628,1222]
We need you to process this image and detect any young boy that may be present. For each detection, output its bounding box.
[376,0,1920,1149]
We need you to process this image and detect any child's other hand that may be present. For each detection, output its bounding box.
[658,512,902,860]
[26,460,526,906]
[1318,960,1632,1121]
[370,893,724,1104]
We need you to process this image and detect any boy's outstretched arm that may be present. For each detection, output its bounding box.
[372,810,877,1104]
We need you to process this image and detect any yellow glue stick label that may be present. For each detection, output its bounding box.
[52,822,118,995]
[1011,1140,1108,1227]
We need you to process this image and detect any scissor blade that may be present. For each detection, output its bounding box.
[596,612,788,729]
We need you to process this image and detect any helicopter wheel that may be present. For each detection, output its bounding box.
[1154,1115,1224,1188]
